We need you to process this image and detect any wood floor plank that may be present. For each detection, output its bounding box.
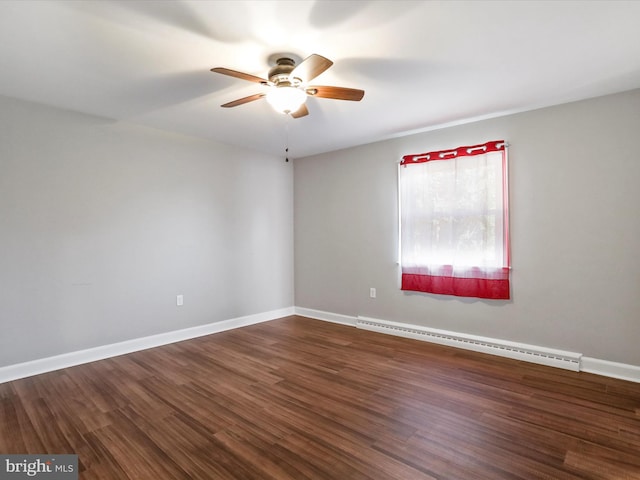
[564,450,640,479]
[1,315,640,479]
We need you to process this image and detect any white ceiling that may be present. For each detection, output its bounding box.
[1,1,639,158]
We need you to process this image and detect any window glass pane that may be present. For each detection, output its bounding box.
[400,149,506,269]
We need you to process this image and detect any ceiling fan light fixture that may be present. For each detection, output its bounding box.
[212,53,364,119]
[266,86,307,114]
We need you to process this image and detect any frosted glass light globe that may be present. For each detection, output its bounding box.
[266,87,306,114]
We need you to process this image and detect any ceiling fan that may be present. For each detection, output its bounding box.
[211,53,365,118]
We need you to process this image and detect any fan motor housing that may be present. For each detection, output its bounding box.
[268,58,301,87]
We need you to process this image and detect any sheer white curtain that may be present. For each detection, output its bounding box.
[399,141,510,299]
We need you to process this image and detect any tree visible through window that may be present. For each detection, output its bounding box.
[399,140,510,299]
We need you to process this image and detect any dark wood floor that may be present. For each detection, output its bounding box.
[1,316,639,479]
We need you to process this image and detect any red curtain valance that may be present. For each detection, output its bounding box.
[401,140,506,165]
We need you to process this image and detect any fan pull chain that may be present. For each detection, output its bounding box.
[285,115,290,162]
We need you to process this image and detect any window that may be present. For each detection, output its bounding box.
[399,140,510,299]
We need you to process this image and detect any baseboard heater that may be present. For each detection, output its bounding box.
[356,316,582,372]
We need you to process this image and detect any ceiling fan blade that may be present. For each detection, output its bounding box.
[211,67,268,84]
[290,104,309,119]
[221,93,265,108]
[306,86,365,101]
[290,54,333,83]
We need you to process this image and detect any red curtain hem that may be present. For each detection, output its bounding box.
[401,273,510,300]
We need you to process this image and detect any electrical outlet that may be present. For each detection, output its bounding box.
[370,288,376,298]
[176,294,184,306]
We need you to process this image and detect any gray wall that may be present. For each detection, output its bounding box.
[0,95,294,367]
[294,89,640,366]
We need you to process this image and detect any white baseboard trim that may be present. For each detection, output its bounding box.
[0,307,295,384]
[356,315,583,372]
[580,357,640,384]
[5,307,639,385]
[294,307,358,326]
